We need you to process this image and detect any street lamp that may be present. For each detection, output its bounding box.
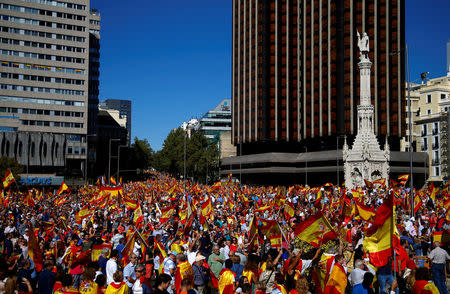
[117,144,127,179]
[108,138,120,181]
[391,45,429,216]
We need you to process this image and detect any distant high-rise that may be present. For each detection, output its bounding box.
[232,0,405,153]
[0,0,100,176]
[99,99,132,145]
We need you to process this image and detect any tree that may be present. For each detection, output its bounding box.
[153,128,220,183]
[0,156,23,181]
[128,137,154,170]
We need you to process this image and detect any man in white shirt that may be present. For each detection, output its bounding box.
[349,259,375,290]
[106,249,119,285]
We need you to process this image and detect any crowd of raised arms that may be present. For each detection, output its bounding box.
[0,171,449,294]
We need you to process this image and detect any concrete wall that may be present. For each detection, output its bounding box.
[0,132,65,167]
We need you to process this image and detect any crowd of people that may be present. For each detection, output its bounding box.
[0,171,449,294]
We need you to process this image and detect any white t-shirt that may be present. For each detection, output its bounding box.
[106,259,118,285]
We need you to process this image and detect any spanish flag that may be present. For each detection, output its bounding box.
[105,282,129,294]
[110,177,117,186]
[28,224,43,272]
[293,212,337,248]
[121,232,136,265]
[133,204,144,228]
[412,280,440,294]
[160,206,175,223]
[323,263,347,294]
[363,196,394,267]
[175,261,194,294]
[124,198,138,210]
[284,202,295,220]
[414,193,422,213]
[57,182,69,195]
[75,206,94,224]
[91,244,111,262]
[398,174,409,185]
[355,200,376,222]
[218,268,235,294]
[2,170,15,189]
[202,198,213,217]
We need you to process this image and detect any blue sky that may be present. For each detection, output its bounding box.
[92,0,450,151]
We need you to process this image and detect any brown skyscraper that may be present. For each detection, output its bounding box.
[232,0,405,153]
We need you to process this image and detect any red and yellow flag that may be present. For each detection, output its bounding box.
[218,268,235,294]
[323,263,347,294]
[414,193,422,213]
[75,206,94,224]
[355,200,376,222]
[121,232,136,265]
[293,212,337,248]
[284,202,295,220]
[363,196,394,267]
[28,224,43,272]
[2,170,15,189]
[160,206,175,223]
[57,182,69,195]
[175,261,194,294]
[110,176,117,185]
[91,244,111,262]
[412,280,440,294]
[133,204,144,228]
[124,198,138,210]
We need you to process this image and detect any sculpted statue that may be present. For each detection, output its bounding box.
[357,30,369,59]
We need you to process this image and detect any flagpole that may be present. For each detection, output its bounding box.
[278,223,289,247]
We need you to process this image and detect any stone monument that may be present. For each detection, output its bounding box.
[343,31,390,189]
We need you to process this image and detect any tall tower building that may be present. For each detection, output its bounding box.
[0,0,100,177]
[232,0,405,153]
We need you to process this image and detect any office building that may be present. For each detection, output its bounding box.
[413,76,450,182]
[99,99,131,145]
[199,99,232,139]
[224,0,430,185]
[198,99,236,159]
[0,0,100,179]
[232,0,405,150]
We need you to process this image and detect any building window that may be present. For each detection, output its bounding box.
[427,109,431,115]
[427,94,432,103]
[67,147,72,154]
[435,167,440,176]
[441,93,446,100]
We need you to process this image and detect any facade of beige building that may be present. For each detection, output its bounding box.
[401,76,450,182]
[0,0,100,176]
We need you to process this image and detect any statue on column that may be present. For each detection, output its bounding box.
[357,30,370,60]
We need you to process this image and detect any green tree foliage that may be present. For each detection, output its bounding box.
[128,137,154,170]
[0,156,23,181]
[154,128,219,183]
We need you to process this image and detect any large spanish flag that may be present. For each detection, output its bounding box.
[355,200,376,222]
[218,268,235,294]
[175,261,194,294]
[2,170,15,189]
[323,263,347,294]
[363,196,394,267]
[160,206,175,223]
[412,280,440,294]
[293,212,337,248]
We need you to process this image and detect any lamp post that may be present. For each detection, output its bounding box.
[108,138,120,182]
[117,144,126,179]
[390,45,430,216]
[85,134,97,184]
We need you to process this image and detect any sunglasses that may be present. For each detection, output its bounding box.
[136,270,144,273]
